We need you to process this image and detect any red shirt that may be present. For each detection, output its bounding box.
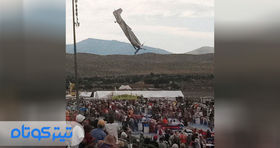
[162,118,168,124]
[180,134,187,144]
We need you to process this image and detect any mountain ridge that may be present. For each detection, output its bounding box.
[186,46,214,55]
[66,38,171,55]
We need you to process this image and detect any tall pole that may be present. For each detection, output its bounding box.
[72,0,80,112]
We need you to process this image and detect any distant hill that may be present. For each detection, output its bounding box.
[66,53,214,77]
[186,46,214,55]
[66,38,171,55]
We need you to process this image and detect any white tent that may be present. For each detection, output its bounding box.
[119,85,132,90]
[93,91,184,100]
[79,91,93,98]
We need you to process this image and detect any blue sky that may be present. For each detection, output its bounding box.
[66,0,214,53]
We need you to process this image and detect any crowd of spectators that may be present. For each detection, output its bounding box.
[66,97,214,148]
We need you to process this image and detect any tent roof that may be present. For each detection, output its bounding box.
[93,91,184,100]
[119,85,132,90]
[79,91,93,97]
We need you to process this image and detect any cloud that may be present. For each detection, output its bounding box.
[135,25,213,39]
[66,0,214,53]
[67,0,213,19]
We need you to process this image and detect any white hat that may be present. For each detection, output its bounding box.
[121,132,128,138]
[76,114,85,123]
[172,144,179,148]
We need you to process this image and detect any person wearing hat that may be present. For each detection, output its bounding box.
[90,119,107,144]
[118,131,128,148]
[76,114,86,123]
[71,114,86,147]
[171,143,179,148]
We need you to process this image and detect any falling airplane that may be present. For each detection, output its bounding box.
[113,8,144,55]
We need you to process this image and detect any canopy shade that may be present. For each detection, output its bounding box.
[93,91,184,100]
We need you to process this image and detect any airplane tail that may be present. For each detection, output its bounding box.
[140,43,147,50]
[134,48,140,55]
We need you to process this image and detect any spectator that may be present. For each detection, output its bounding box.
[179,131,187,144]
[180,143,186,148]
[171,143,179,148]
[78,124,94,147]
[71,114,85,147]
[158,137,168,148]
[118,131,128,148]
[91,119,107,144]
[105,115,119,143]
[98,135,117,148]
[194,137,201,148]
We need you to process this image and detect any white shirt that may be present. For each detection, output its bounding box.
[105,123,119,142]
[71,125,84,147]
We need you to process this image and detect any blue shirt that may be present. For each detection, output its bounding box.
[90,128,107,143]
